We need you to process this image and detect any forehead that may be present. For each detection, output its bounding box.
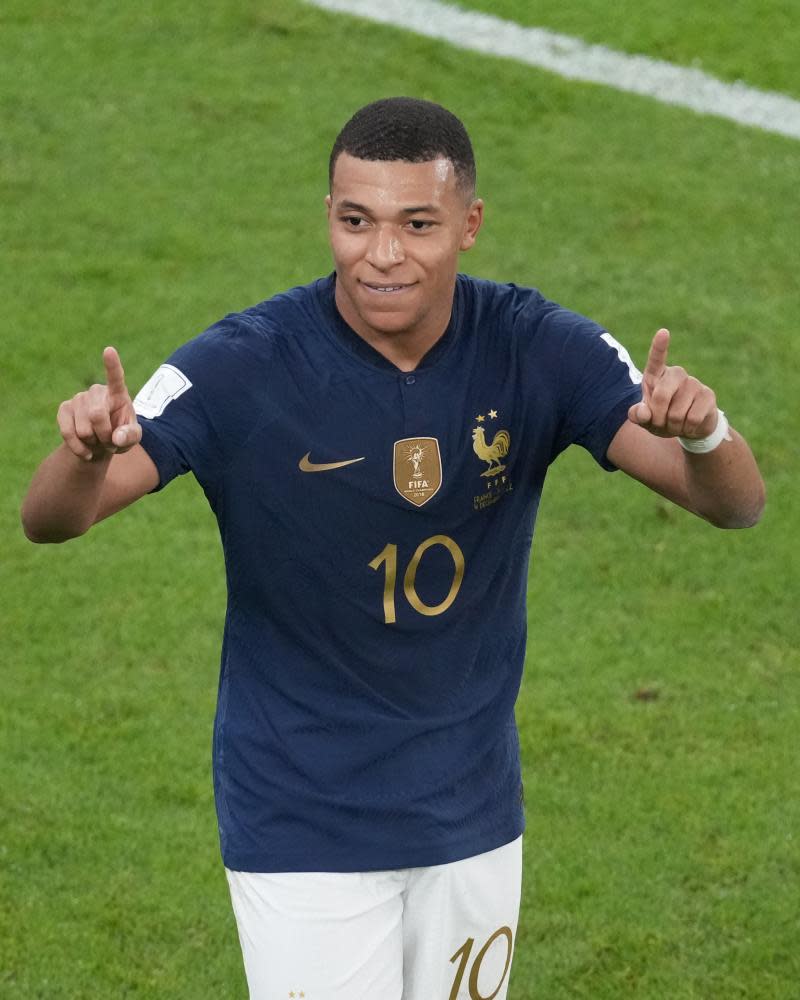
[330,152,460,207]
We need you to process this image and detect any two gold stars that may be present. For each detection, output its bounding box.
[288,993,305,998]
[475,408,499,422]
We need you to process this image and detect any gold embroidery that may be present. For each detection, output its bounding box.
[370,535,465,624]
[299,452,364,472]
[393,437,442,507]
[472,426,510,477]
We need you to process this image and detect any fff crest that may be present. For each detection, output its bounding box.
[393,437,442,507]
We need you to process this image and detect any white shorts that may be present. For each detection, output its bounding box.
[226,836,523,1000]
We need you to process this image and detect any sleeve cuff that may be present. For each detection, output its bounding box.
[588,390,641,471]
[138,420,185,492]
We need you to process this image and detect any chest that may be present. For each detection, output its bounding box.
[231,359,557,521]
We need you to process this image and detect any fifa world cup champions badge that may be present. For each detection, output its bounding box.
[393,438,443,507]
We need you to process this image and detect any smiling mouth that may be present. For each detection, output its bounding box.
[361,281,416,293]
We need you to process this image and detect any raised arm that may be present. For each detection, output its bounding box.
[21,347,159,543]
[606,329,765,528]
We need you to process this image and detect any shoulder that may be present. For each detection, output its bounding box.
[170,276,330,373]
[459,273,599,330]
[240,275,331,339]
[457,274,610,355]
[457,273,546,321]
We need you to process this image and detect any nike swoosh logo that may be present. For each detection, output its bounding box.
[299,452,365,472]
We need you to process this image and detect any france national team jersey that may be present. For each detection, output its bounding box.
[134,273,643,873]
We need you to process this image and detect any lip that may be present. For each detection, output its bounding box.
[359,280,417,295]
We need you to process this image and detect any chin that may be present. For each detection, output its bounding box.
[361,310,417,336]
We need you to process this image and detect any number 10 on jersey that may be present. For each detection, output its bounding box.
[369,534,465,624]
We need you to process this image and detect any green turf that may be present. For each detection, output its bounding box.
[451,0,800,99]
[2,1,798,997]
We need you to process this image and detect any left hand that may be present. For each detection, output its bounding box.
[628,328,718,440]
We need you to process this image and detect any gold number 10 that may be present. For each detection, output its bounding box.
[369,534,465,624]
[449,927,514,1000]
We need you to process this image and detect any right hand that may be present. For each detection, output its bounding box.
[57,347,142,461]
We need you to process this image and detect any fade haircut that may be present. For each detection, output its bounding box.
[329,97,476,199]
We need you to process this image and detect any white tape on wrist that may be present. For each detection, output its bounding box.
[679,408,731,454]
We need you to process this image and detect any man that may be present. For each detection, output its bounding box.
[22,97,765,999]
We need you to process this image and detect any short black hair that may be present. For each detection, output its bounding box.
[329,97,476,197]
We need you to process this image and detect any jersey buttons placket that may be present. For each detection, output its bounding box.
[398,372,426,435]
[400,372,418,435]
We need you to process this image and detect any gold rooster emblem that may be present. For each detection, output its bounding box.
[472,425,511,477]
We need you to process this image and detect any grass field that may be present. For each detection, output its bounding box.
[2,0,798,996]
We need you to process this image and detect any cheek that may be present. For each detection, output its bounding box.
[423,243,461,280]
[329,234,358,269]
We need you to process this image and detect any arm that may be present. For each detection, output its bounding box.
[21,347,159,543]
[606,329,765,529]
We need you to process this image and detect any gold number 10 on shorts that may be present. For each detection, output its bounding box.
[450,927,515,1000]
[369,534,465,624]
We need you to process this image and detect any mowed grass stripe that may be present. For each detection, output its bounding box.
[303,0,800,139]
[450,0,800,100]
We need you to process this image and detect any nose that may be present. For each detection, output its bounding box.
[366,225,404,270]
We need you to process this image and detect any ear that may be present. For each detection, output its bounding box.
[459,199,484,251]
[325,194,332,220]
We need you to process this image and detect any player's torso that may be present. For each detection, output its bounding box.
[202,276,567,868]
[217,279,559,644]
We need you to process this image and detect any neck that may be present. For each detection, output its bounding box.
[353,329,446,373]
[333,281,454,373]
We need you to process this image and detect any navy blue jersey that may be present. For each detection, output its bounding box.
[134,274,642,872]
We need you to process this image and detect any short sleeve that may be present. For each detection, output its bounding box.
[551,313,644,470]
[134,317,269,497]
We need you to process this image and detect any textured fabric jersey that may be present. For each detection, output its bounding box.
[134,273,643,873]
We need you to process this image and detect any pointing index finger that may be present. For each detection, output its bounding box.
[103,346,129,398]
[644,328,670,381]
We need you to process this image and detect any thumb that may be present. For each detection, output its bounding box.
[628,400,652,425]
[111,422,142,450]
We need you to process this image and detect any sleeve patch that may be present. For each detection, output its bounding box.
[133,364,193,418]
[601,332,643,385]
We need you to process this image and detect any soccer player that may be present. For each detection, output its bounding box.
[21,98,765,999]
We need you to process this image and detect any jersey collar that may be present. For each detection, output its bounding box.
[315,273,463,374]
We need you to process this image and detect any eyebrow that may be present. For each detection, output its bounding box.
[338,200,441,215]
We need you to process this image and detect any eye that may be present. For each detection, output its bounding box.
[408,219,433,231]
[342,215,367,229]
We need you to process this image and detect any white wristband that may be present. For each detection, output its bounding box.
[679,408,731,454]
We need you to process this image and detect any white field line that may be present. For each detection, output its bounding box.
[304,0,800,141]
